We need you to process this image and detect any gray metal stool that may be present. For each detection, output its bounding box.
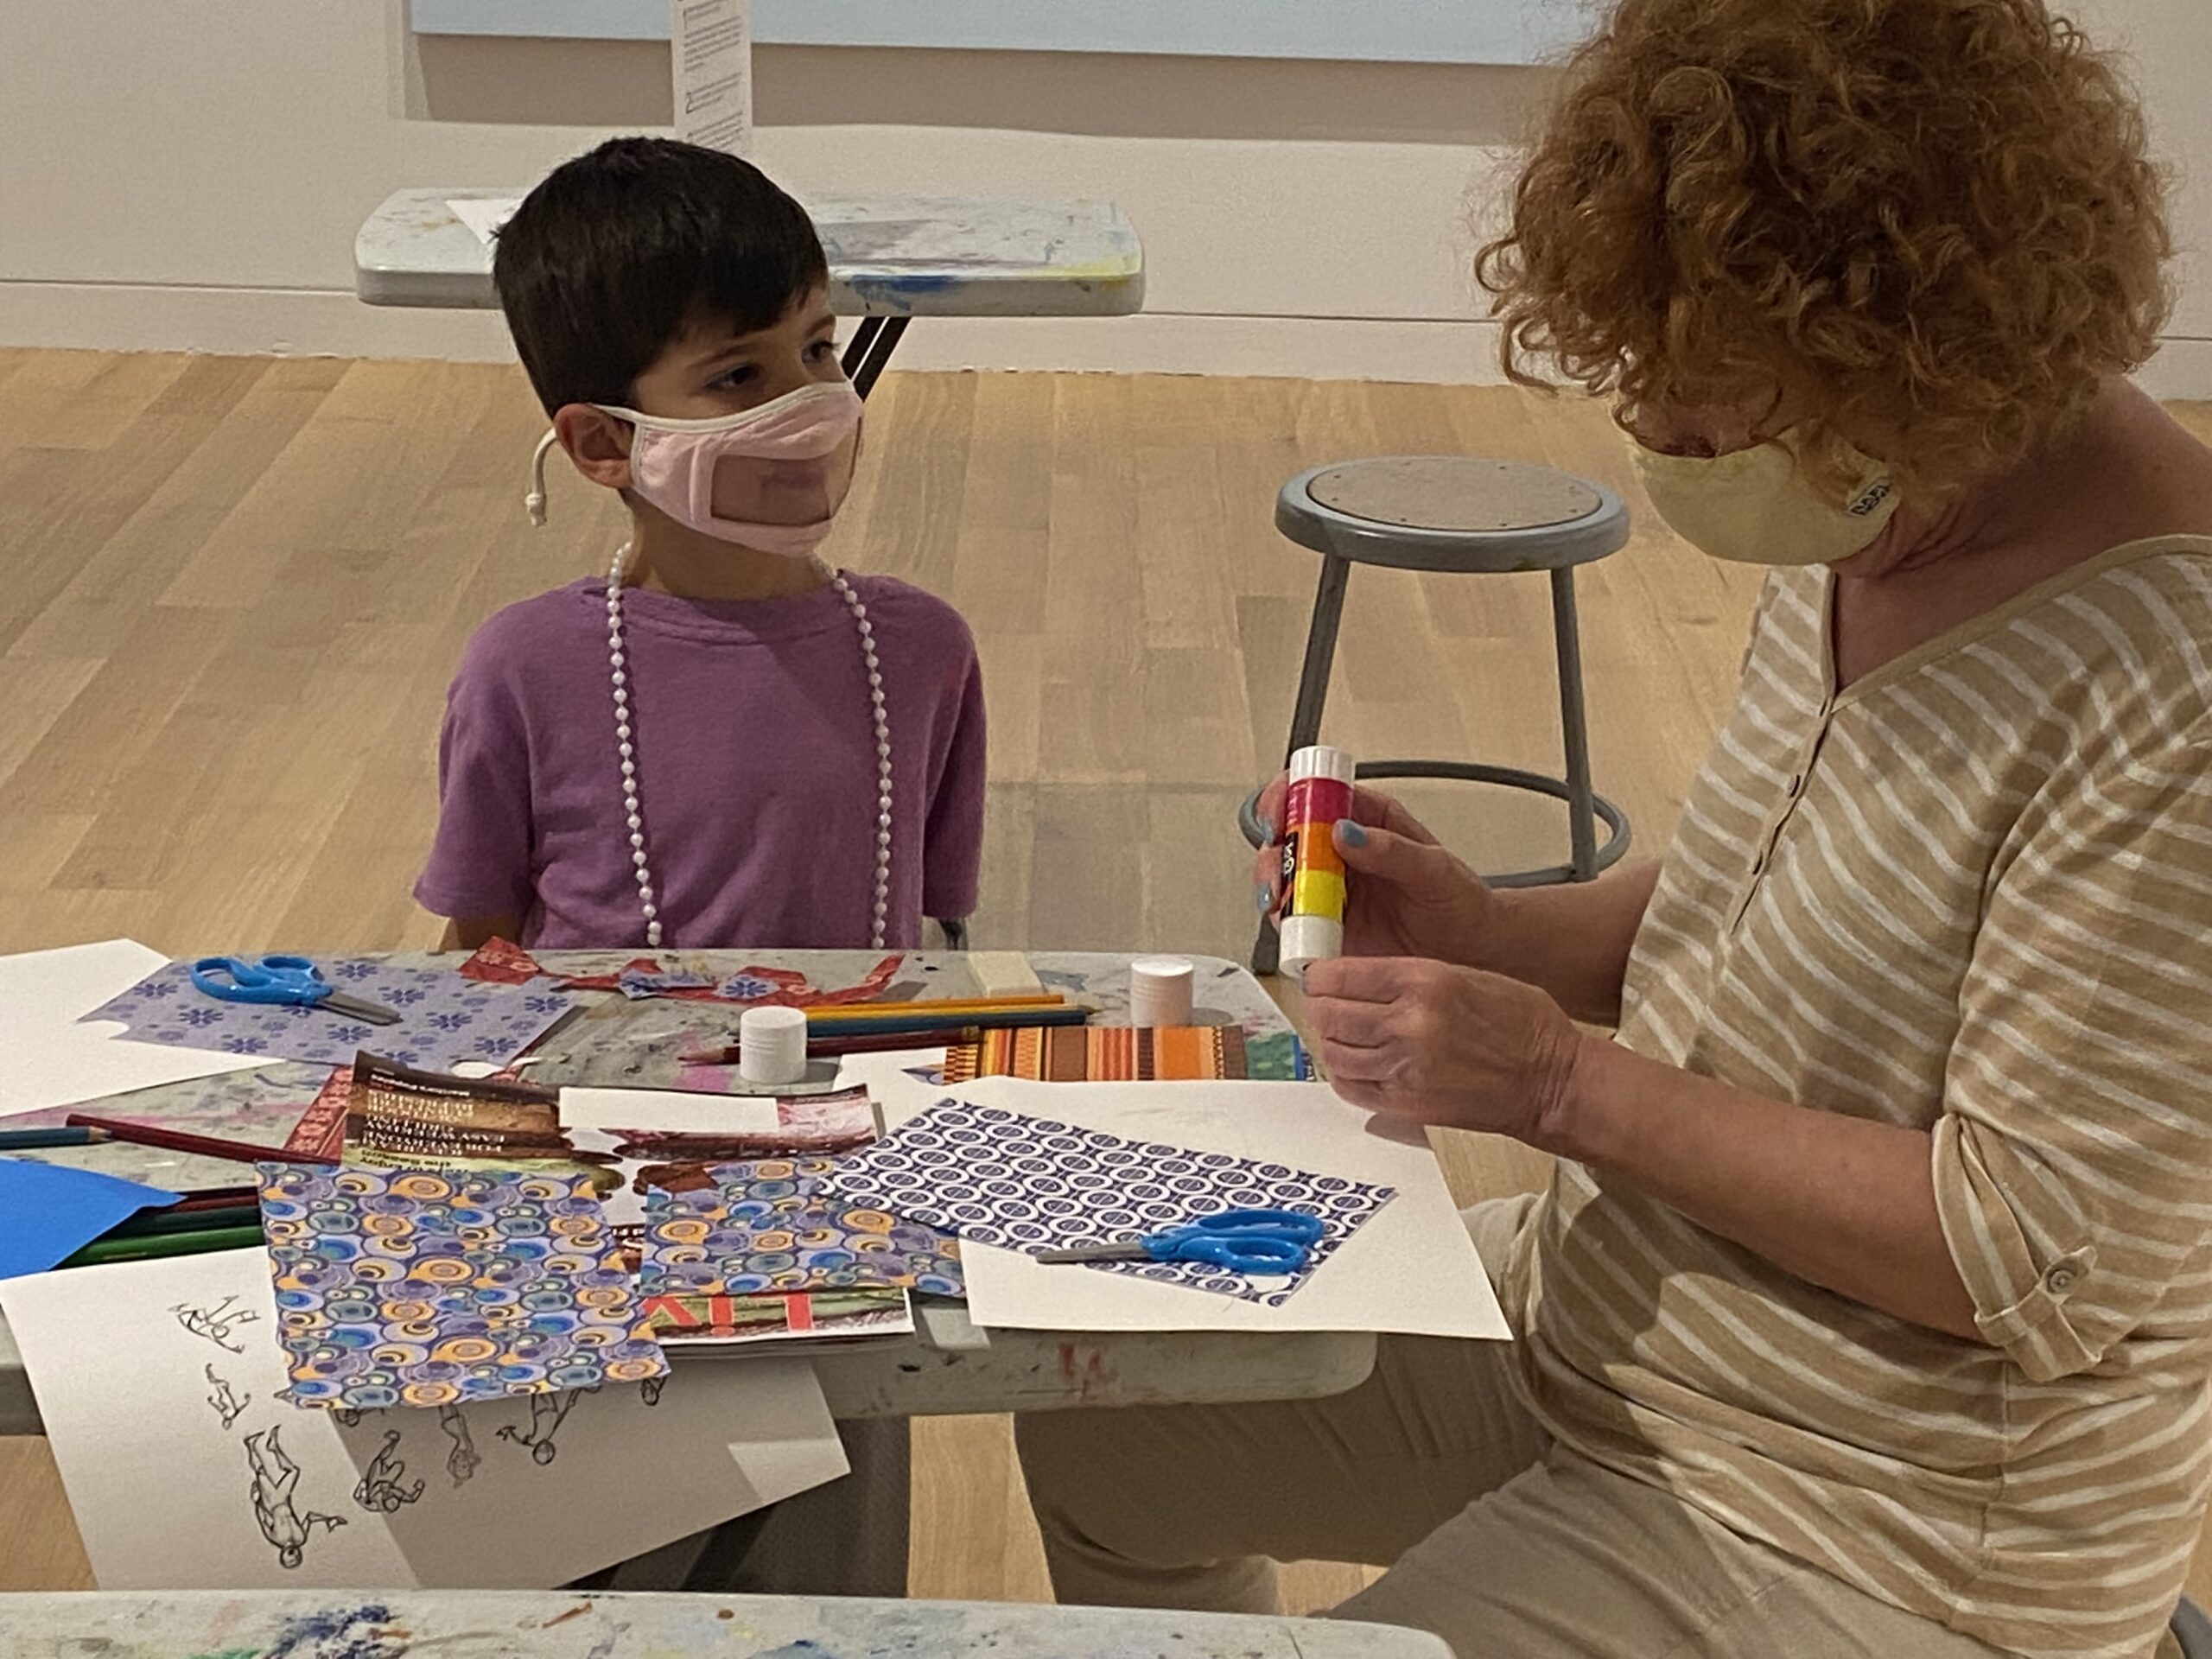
[1241,456,1632,976]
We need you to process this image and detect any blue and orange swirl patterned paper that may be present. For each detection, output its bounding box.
[257,1162,666,1410]
[640,1157,963,1297]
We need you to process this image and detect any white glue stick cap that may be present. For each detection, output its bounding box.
[1128,956,1195,1027]
[738,1005,808,1086]
[1278,915,1344,982]
[1289,744,1357,788]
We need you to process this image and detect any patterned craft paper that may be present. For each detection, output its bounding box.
[822,1101,1395,1306]
[944,1025,1250,1084]
[551,953,903,1008]
[644,1287,913,1350]
[80,960,576,1076]
[456,938,543,984]
[258,1162,666,1410]
[641,1157,963,1297]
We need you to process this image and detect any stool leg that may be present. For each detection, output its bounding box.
[1284,554,1351,760]
[1253,554,1353,975]
[840,316,884,380]
[1548,567,1599,881]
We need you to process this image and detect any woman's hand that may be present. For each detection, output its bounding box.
[1301,955,1587,1141]
[1251,779,1497,967]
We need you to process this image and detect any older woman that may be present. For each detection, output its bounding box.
[1016,3,2212,1656]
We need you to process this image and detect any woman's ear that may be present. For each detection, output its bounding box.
[554,404,633,491]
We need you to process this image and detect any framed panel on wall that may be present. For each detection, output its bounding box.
[408,0,1592,67]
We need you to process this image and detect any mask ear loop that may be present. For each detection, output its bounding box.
[525,429,560,527]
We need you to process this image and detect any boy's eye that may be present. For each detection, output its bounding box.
[806,340,836,362]
[709,365,758,391]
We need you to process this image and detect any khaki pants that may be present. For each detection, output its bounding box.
[1016,1197,2048,1659]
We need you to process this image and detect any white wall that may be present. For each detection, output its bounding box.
[1,0,2206,389]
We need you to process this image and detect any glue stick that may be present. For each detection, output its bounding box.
[1277,744,1357,980]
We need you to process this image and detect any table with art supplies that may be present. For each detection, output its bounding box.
[356,191,1145,392]
[5,1591,1452,1659]
[0,940,1506,1592]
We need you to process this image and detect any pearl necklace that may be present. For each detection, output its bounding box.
[605,542,893,950]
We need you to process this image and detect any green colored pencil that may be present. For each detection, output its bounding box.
[58,1224,264,1269]
[108,1203,261,1237]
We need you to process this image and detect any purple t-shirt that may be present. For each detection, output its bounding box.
[416,573,985,950]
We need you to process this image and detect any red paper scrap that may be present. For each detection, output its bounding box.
[458,938,544,985]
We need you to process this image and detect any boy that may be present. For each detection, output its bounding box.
[416,136,972,1595]
[416,137,985,955]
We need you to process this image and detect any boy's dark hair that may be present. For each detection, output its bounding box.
[492,137,830,416]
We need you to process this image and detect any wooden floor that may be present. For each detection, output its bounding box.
[1,350,2206,1610]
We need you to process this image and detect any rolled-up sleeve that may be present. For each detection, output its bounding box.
[1934,721,2212,1382]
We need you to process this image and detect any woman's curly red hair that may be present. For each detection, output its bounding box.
[1477,0,2173,487]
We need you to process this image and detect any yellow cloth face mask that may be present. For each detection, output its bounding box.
[1629,428,1902,568]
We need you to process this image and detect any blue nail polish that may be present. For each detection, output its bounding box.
[1255,885,1274,913]
[1336,819,1367,848]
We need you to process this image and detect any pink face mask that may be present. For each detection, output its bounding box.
[525,381,864,558]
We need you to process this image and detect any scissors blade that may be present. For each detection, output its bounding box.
[1036,1243,1151,1264]
[320,992,403,1027]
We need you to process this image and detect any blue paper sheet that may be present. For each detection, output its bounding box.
[0,1160,179,1280]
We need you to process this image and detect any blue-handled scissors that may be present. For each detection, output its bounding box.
[188,955,402,1027]
[1039,1207,1325,1275]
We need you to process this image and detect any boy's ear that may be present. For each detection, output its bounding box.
[553,404,633,491]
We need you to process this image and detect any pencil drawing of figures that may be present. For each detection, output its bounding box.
[204,1364,250,1429]
[639,1375,665,1407]
[244,1426,346,1568]
[353,1428,426,1513]
[172,1294,259,1354]
[437,1403,481,1486]
[496,1387,594,1465]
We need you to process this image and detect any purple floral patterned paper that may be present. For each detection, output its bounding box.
[78,959,576,1075]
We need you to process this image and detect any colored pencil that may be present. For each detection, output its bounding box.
[58,1224,265,1268]
[791,1007,1090,1040]
[809,1030,981,1058]
[0,1126,111,1151]
[804,995,1065,1025]
[681,1027,966,1065]
[62,1115,337,1170]
[680,1009,1089,1064]
[108,1203,262,1237]
[173,1185,262,1211]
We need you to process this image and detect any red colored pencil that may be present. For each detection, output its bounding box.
[172,1185,263,1211]
[62,1115,338,1169]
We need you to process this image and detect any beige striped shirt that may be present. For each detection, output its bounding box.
[1502,537,2212,1659]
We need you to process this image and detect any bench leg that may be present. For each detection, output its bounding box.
[1548,566,1599,881]
[1252,554,1352,975]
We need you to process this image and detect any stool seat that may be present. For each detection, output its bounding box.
[1243,455,1632,976]
[1278,456,1631,574]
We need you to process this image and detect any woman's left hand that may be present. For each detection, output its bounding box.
[1300,956,1588,1142]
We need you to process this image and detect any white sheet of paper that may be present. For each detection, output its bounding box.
[671,0,752,156]
[0,1249,847,1589]
[927,1078,1511,1340]
[0,940,258,1120]
[445,197,518,248]
[558,1087,781,1135]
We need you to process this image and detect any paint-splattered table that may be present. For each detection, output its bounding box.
[3,1591,1452,1657]
[355,189,1145,391]
[0,950,1372,1440]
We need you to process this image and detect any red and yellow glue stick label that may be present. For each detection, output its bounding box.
[1277,745,1356,976]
